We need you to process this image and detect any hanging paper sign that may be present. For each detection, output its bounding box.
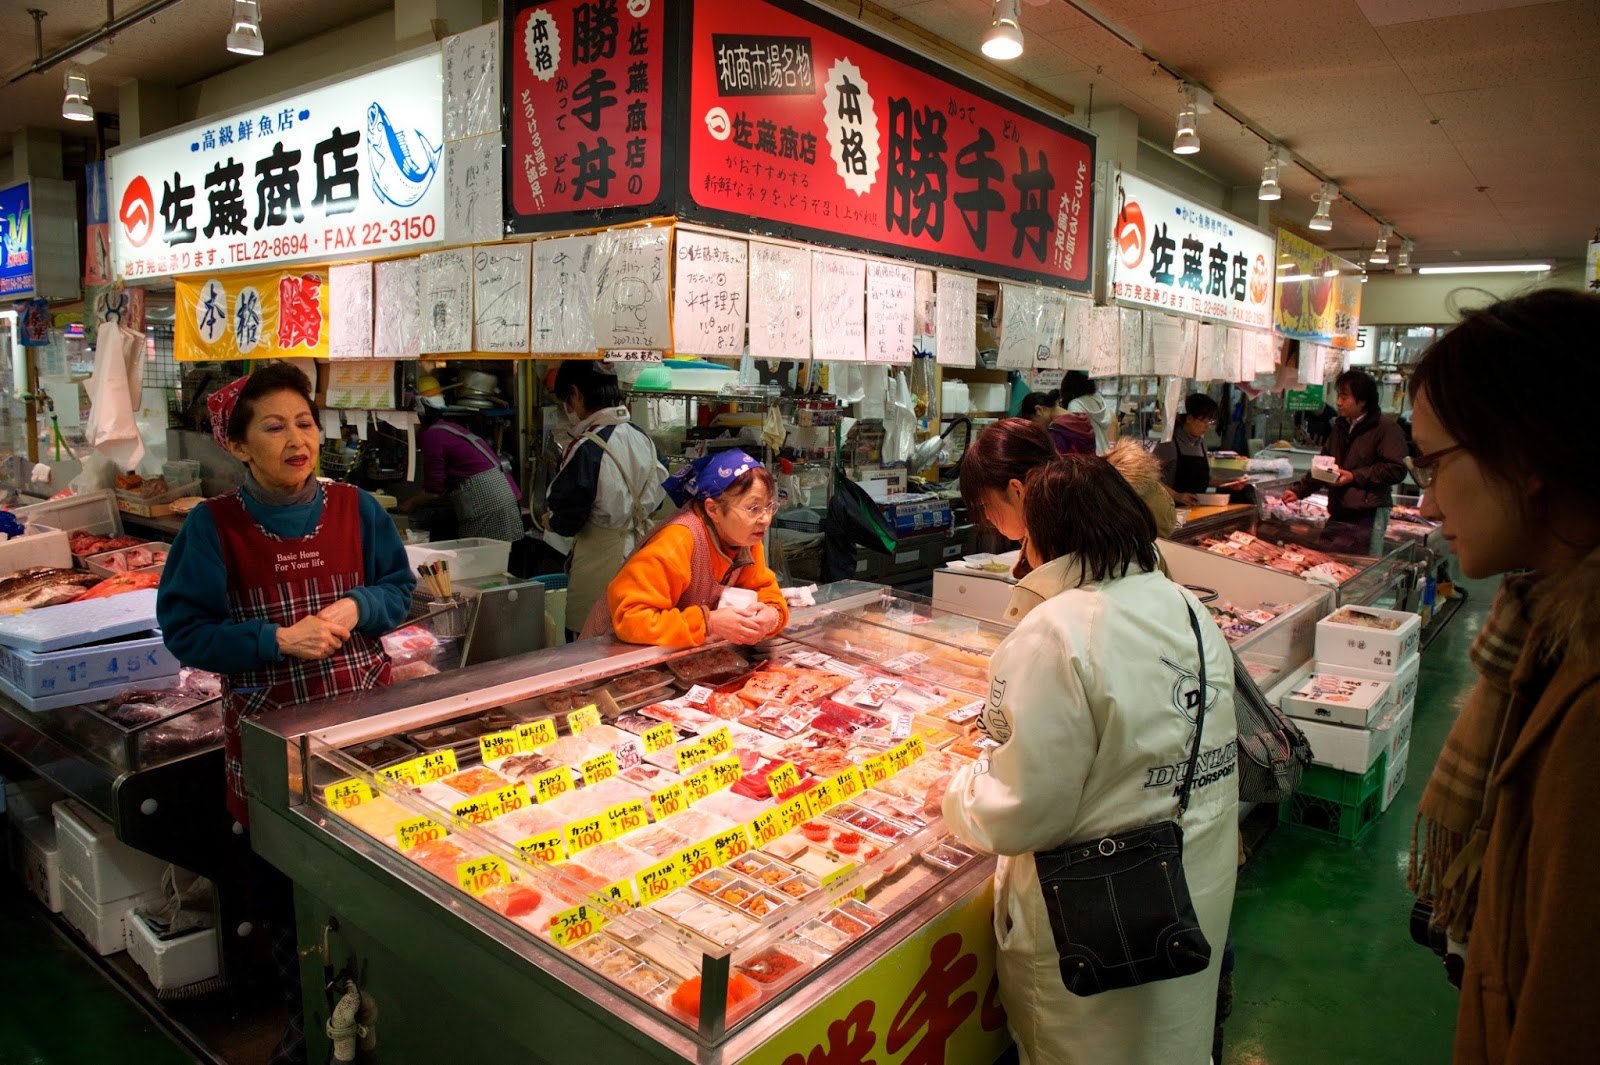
[811,252,865,362]
[748,241,811,359]
[1273,228,1360,345]
[108,51,444,280]
[531,233,596,354]
[174,267,332,361]
[865,261,915,364]
[593,227,671,349]
[934,271,977,368]
[672,231,748,356]
[1111,171,1274,329]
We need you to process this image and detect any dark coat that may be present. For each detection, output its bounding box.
[1293,412,1408,516]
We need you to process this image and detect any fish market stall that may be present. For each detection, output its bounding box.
[245,583,1017,1065]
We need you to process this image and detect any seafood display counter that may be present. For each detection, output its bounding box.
[245,583,1016,1065]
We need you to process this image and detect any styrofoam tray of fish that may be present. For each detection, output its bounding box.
[84,543,169,579]
[0,670,180,713]
[0,566,102,613]
[0,589,160,653]
[0,632,179,698]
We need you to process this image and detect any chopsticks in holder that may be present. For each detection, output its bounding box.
[416,562,452,598]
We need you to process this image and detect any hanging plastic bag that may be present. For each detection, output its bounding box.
[84,322,146,470]
[883,370,916,464]
[832,362,866,405]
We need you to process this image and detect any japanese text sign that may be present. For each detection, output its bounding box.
[0,182,36,297]
[684,0,1096,289]
[1110,171,1274,329]
[1273,228,1361,348]
[109,51,444,280]
[175,267,331,360]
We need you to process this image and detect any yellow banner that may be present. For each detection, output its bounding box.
[1273,229,1360,346]
[175,267,331,361]
[1331,274,1364,351]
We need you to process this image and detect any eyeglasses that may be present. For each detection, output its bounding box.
[726,501,781,519]
[1405,445,1466,489]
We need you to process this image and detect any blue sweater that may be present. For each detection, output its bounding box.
[157,487,416,676]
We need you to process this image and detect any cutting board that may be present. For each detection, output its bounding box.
[0,590,161,653]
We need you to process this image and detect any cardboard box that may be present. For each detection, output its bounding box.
[1315,606,1422,673]
[53,800,170,905]
[59,874,162,956]
[1283,672,1395,728]
[127,911,220,991]
[1382,740,1411,812]
[1328,653,1421,709]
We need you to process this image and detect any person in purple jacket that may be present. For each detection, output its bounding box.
[400,394,524,542]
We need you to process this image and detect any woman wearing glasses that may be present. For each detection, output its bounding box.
[1404,289,1600,1065]
[580,448,788,646]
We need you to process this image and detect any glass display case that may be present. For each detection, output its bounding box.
[250,584,1012,1063]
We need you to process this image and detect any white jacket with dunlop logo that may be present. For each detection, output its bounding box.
[943,555,1239,1065]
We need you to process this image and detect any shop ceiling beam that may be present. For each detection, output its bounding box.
[7,0,188,85]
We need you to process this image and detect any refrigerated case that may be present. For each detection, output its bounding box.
[244,583,1014,1064]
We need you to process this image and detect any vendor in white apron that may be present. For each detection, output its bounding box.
[401,396,525,542]
[544,361,668,639]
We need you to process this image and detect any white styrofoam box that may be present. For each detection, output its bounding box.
[13,488,124,538]
[932,568,1015,625]
[1386,697,1416,766]
[1283,672,1394,728]
[405,537,512,582]
[1382,740,1411,812]
[1328,653,1421,710]
[59,874,163,955]
[0,589,160,654]
[18,814,63,912]
[1315,605,1422,674]
[127,911,220,991]
[5,777,67,824]
[53,799,170,904]
[0,632,180,699]
[1311,455,1341,483]
[940,380,971,414]
[0,523,72,573]
[1294,715,1387,774]
[967,382,1010,412]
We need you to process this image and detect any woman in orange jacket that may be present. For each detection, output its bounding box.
[579,448,788,646]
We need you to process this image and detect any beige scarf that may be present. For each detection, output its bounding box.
[1407,573,1538,940]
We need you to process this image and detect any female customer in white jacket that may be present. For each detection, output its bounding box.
[939,455,1239,1065]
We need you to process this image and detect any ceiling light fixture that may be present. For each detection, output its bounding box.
[1172,83,1200,155]
[1369,223,1393,266]
[1395,240,1413,274]
[1257,145,1284,200]
[227,0,265,57]
[61,64,93,122]
[982,0,1023,61]
[1416,262,1552,275]
[1308,181,1338,231]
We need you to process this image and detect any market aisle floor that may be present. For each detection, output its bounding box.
[1223,578,1492,1065]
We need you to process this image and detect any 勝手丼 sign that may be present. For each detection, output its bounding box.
[108,51,444,280]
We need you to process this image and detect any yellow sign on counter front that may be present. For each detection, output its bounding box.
[490,783,531,819]
[712,824,753,866]
[455,856,509,896]
[709,756,743,790]
[530,766,573,804]
[749,808,784,846]
[641,721,677,754]
[515,830,564,865]
[580,751,619,784]
[634,857,684,904]
[565,815,610,855]
[648,783,687,822]
[681,764,715,803]
[702,726,733,756]
[833,766,865,801]
[862,754,891,788]
[604,799,647,837]
[767,761,802,799]
[450,796,496,828]
[412,749,458,783]
[675,739,716,773]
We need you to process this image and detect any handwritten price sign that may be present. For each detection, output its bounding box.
[516,829,564,864]
[713,825,753,866]
[323,779,372,810]
[451,796,497,827]
[479,730,521,763]
[750,808,784,846]
[531,766,573,804]
[413,750,459,783]
[702,726,733,756]
[833,766,865,801]
[676,840,717,879]
[456,856,509,895]
[685,684,714,706]
[641,721,678,755]
[590,878,636,913]
[905,735,927,763]
[767,762,802,800]
[549,902,607,948]
[635,857,684,903]
[517,718,558,751]
[649,783,687,822]
[581,751,619,784]
[565,815,610,855]
[676,739,715,773]
[821,861,867,902]
[862,754,892,787]
[778,794,812,832]
[681,765,715,803]
[604,799,647,837]
[567,704,602,734]
[806,779,839,815]
[490,783,531,818]
[395,815,446,852]
[709,757,743,790]
[380,761,421,787]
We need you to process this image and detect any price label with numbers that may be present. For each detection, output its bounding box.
[649,783,687,823]
[567,704,602,734]
[862,754,892,787]
[806,778,839,815]
[832,766,865,801]
[821,862,867,902]
[531,766,574,804]
[904,734,926,763]
[517,718,558,751]
[516,829,564,864]
[641,721,677,754]
[675,739,715,773]
[604,799,648,837]
[565,815,610,854]
[489,783,531,819]
[676,840,717,880]
[323,779,372,811]
[709,757,743,791]
[451,795,497,827]
[581,751,619,784]
[479,730,521,763]
[702,726,733,756]
[767,761,802,800]
[456,856,509,895]
[887,743,914,775]
[549,902,607,948]
[684,684,714,706]
[712,825,753,866]
[412,750,459,783]
[634,857,684,903]
[750,808,784,846]
[777,794,812,832]
[889,710,915,741]
[883,651,930,671]
[380,761,421,787]
[681,764,715,803]
[395,816,446,852]
[589,878,636,913]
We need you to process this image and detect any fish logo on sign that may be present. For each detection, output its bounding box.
[366,102,441,207]
[120,176,155,248]
[1115,194,1145,270]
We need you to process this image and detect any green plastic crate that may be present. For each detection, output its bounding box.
[1280,787,1384,844]
[1297,753,1387,806]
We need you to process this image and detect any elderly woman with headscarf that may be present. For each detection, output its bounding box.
[580,448,788,646]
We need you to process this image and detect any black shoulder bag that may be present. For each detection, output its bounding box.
[1033,599,1215,997]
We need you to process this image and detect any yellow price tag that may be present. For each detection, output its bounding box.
[832,766,865,801]
[702,726,733,756]
[862,754,892,787]
[749,809,784,846]
[565,814,609,855]
[478,730,521,763]
[549,902,607,948]
[641,721,677,754]
[395,815,446,852]
[821,862,867,902]
[379,761,420,787]
[490,782,531,819]
[517,718,558,751]
[322,779,372,811]
[766,761,802,800]
[604,799,648,837]
[515,829,565,864]
[778,794,812,832]
[648,783,687,822]
[712,824,753,866]
[530,766,574,804]
[681,764,715,804]
[675,739,715,773]
[709,756,743,791]
[676,840,718,880]
[567,704,602,734]
[806,779,839,815]
[412,749,459,783]
[634,857,684,904]
[905,734,927,763]
[451,795,497,827]
[456,855,509,896]
[581,751,619,784]
[588,877,636,913]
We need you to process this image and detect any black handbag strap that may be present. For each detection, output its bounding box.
[1176,600,1209,816]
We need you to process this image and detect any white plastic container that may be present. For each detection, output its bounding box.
[126,911,220,990]
[5,777,67,823]
[13,489,124,538]
[59,875,162,955]
[52,799,170,904]
[0,523,71,573]
[940,381,970,414]
[1314,606,1422,674]
[17,814,63,913]
[967,382,1010,412]
[406,537,512,581]
[1282,672,1394,728]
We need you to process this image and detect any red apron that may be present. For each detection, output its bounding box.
[211,483,390,823]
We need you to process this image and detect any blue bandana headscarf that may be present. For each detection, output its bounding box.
[663,448,763,506]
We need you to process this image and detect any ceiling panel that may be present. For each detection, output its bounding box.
[1120,0,1395,81]
[1352,0,1557,26]
[1374,0,1600,93]
[1423,76,1600,140]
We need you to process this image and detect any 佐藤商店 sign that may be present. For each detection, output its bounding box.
[682,0,1096,290]
[108,51,444,280]
[1110,170,1274,329]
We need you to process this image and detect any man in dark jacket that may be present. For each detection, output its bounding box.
[1282,369,1408,554]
